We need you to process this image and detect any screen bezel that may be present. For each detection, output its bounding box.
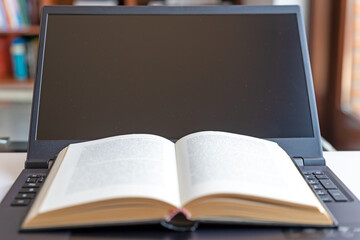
[27,5,323,163]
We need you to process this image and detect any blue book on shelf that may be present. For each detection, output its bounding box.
[12,0,25,26]
[10,37,29,81]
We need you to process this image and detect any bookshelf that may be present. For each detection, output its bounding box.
[0,77,34,88]
[0,25,40,37]
[0,27,39,88]
[0,0,42,101]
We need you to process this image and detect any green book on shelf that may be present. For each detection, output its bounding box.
[17,0,30,25]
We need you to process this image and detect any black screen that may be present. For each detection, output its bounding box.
[37,14,314,140]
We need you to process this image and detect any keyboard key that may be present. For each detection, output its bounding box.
[29,174,40,178]
[23,183,40,188]
[328,190,348,202]
[38,176,46,183]
[302,172,311,175]
[316,190,327,195]
[320,179,337,190]
[320,195,332,202]
[312,185,323,190]
[315,175,328,179]
[16,193,35,199]
[19,188,38,193]
[313,171,324,175]
[11,199,30,206]
[308,180,319,185]
[26,177,38,183]
[305,175,315,180]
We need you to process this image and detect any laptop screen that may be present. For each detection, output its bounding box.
[36,13,313,140]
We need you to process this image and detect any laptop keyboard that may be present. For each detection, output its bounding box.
[302,171,349,202]
[10,172,348,206]
[11,174,46,207]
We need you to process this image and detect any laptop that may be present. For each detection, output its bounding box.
[1,5,360,240]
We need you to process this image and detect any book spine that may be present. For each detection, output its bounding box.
[3,0,20,28]
[161,208,198,231]
[0,0,8,28]
[12,0,25,26]
[0,38,12,78]
[18,0,30,25]
[1,0,13,28]
[164,208,191,222]
[26,0,40,25]
[10,37,28,80]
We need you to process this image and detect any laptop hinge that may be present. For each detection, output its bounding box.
[25,158,54,169]
[292,157,326,167]
[303,157,326,166]
[292,157,304,166]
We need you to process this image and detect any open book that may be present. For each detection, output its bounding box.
[22,131,334,230]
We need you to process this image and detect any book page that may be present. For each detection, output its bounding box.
[38,134,181,213]
[175,131,323,210]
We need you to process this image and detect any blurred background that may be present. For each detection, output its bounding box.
[0,0,357,151]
